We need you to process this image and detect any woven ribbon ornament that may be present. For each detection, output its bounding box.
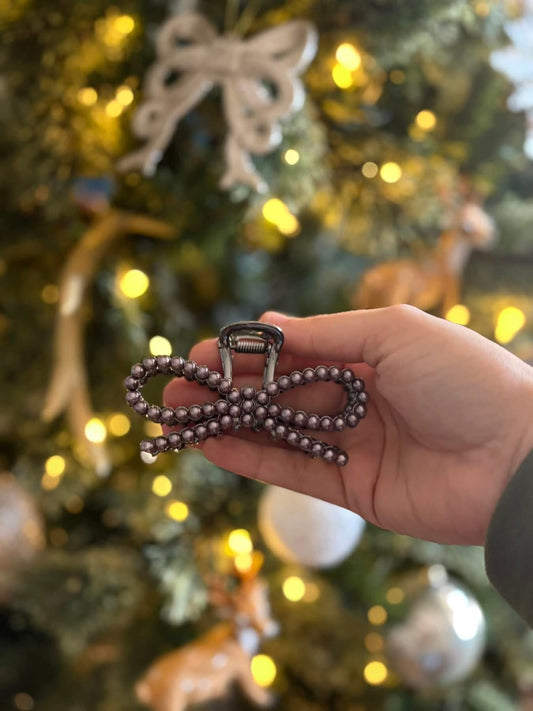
[118,12,318,191]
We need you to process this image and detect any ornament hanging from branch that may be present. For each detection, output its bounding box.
[258,485,366,569]
[386,566,486,689]
[490,1,533,158]
[0,474,45,603]
[118,12,317,192]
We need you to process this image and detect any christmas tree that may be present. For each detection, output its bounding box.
[2,0,533,709]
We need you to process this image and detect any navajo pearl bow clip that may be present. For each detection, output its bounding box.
[125,321,369,466]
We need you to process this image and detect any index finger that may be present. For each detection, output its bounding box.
[260,305,429,367]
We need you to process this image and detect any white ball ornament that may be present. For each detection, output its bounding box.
[258,485,366,568]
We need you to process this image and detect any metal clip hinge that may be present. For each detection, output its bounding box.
[217,321,284,388]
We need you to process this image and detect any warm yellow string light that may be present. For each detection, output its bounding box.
[105,99,123,117]
[446,304,471,326]
[367,605,388,625]
[336,42,361,71]
[152,475,173,497]
[362,161,379,178]
[165,500,189,521]
[262,199,300,235]
[227,529,253,555]
[45,455,66,478]
[149,336,172,356]
[118,269,150,298]
[116,86,134,106]
[332,63,353,89]
[495,306,526,344]
[283,148,300,165]
[282,576,306,602]
[234,552,254,573]
[415,110,437,131]
[115,14,135,35]
[251,655,277,687]
[380,162,402,184]
[107,413,131,437]
[84,417,107,443]
[364,660,388,685]
[78,87,98,106]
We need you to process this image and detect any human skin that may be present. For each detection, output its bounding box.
[163,305,533,546]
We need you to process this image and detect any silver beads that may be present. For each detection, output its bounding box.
[125,356,369,466]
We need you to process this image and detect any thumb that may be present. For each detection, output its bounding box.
[261,305,428,367]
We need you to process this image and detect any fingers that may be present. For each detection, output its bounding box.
[201,435,350,507]
[259,305,431,367]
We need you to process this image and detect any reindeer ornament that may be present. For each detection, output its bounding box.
[353,198,496,316]
[136,553,278,711]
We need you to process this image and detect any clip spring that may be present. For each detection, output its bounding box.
[232,339,268,354]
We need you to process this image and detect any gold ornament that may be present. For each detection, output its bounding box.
[118,12,317,192]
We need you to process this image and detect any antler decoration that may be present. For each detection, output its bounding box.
[43,209,174,477]
[118,12,318,192]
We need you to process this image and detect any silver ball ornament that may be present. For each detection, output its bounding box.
[386,571,486,689]
[258,485,366,568]
[0,474,45,602]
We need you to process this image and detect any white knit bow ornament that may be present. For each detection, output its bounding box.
[118,12,317,192]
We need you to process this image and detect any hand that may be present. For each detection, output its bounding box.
[164,305,533,545]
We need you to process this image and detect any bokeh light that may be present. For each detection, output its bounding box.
[415,110,437,131]
[116,86,134,106]
[362,161,379,178]
[152,475,173,497]
[149,336,172,356]
[227,528,253,555]
[380,162,402,183]
[78,87,98,106]
[368,605,388,625]
[335,42,361,71]
[332,63,353,89]
[251,654,277,687]
[495,306,526,344]
[45,455,66,478]
[84,417,107,443]
[165,500,189,521]
[283,148,300,165]
[118,269,149,298]
[446,304,471,326]
[364,660,388,685]
[108,413,131,437]
[282,576,306,602]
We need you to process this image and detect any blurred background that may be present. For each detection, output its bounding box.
[3,0,533,709]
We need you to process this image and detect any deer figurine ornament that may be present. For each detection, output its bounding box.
[353,198,496,316]
[135,553,278,711]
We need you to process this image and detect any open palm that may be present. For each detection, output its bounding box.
[164,306,533,545]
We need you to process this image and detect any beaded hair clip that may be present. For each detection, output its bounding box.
[125,321,369,466]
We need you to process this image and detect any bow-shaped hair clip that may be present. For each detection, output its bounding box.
[117,13,318,192]
[124,322,369,466]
